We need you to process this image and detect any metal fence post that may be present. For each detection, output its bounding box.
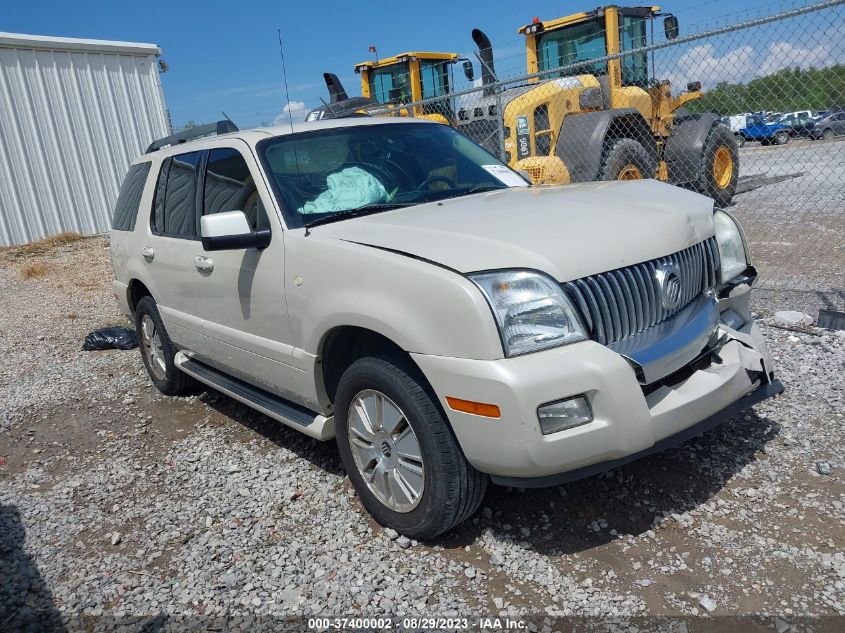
[495,89,506,162]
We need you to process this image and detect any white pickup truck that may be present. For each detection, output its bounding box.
[110,117,782,538]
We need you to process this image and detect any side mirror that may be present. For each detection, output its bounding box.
[664,15,679,40]
[462,60,474,82]
[200,211,270,251]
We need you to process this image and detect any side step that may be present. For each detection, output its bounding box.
[174,352,335,440]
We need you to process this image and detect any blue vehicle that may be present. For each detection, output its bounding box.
[737,114,791,147]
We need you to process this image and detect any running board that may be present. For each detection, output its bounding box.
[174,352,335,440]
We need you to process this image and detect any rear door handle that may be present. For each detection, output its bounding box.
[141,246,154,261]
[194,256,214,272]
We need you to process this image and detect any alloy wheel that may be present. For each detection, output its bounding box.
[140,314,167,381]
[346,389,425,513]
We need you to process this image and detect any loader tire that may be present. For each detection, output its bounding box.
[599,138,656,181]
[700,124,738,207]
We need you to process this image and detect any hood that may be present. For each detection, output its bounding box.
[315,179,715,282]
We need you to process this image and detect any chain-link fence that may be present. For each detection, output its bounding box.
[352,0,844,311]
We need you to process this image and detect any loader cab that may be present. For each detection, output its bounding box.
[520,6,662,90]
[355,52,462,123]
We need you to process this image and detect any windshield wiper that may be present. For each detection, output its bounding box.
[303,203,412,234]
[463,184,510,195]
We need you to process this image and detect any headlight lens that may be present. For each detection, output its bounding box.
[469,270,587,356]
[714,210,748,283]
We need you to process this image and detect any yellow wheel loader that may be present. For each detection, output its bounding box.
[353,52,474,125]
[476,5,737,205]
[307,51,502,143]
[308,5,737,205]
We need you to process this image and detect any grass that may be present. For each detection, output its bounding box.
[1,231,86,258]
[20,261,51,279]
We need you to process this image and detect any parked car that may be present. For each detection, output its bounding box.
[110,117,782,538]
[778,112,817,137]
[738,115,791,146]
[780,110,814,120]
[810,112,845,140]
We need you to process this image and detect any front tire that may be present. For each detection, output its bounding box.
[598,138,656,181]
[335,355,486,539]
[774,131,789,145]
[822,127,835,140]
[134,296,197,396]
[699,124,739,207]
[735,134,746,148]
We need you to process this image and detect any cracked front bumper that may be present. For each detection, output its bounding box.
[412,283,781,483]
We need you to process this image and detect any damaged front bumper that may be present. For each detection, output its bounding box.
[413,268,783,483]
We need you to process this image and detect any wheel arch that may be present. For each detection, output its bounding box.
[555,108,655,182]
[317,325,427,411]
[127,279,152,315]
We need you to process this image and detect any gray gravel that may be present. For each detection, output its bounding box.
[1,235,844,630]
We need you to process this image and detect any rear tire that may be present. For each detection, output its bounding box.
[335,355,487,539]
[774,131,789,145]
[735,134,746,148]
[598,138,656,181]
[699,124,739,207]
[134,296,197,396]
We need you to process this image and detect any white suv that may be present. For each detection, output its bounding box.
[110,117,782,538]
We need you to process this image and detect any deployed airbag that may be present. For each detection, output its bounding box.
[298,167,387,214]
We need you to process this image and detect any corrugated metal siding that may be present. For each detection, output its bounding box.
[0,40,170,246]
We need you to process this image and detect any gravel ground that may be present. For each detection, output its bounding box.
[731,136,845,316]
[1,227,844,630]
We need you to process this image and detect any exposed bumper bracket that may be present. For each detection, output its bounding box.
[610,295,719,385]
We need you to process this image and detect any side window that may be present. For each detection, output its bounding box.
[151,150,203,238]
[204,148,266,230]
[112,162,150,231]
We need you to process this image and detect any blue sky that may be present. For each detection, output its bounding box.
[5,0,841,129]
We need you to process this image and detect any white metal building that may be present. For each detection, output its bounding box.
[0,32,170,246]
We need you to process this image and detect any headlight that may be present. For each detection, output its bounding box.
[469,270,587,356]
[713,210,748,283]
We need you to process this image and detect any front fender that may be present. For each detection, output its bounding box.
[284,233,504,362]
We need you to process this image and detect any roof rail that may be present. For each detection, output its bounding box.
[146,120,239,153]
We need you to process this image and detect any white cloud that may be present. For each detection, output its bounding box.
[273,100,307,125]
[757,41,831,77]
[670,43,756,87]
[668,40,839,90]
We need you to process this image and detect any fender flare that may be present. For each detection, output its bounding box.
[664,113,720,185]
[554,109,655,182]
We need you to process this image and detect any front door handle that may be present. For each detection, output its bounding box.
[194,256,214,273]
[141,246,154,261]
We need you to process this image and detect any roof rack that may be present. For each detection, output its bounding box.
[146,119,239,153]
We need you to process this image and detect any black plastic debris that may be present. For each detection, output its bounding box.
[82,327,138,351]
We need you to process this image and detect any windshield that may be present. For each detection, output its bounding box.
[367,63,412,104]
[256,123,528,229]
[536,18,607,78]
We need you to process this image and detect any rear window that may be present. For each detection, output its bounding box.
[112,162,151,231]
[151,151,203,238]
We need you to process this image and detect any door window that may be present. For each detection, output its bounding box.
[151,150,203,238]
[619,15,648,87]
[204,148,266,230]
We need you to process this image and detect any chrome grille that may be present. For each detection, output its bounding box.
[563,237,721,345]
